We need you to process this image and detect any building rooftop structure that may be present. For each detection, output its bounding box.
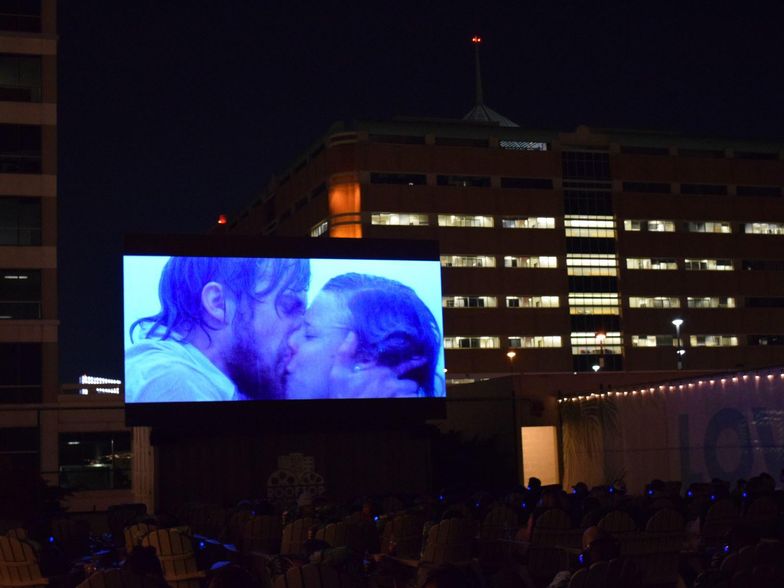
[226,115,784,386]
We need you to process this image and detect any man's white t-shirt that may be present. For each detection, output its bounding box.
[125,338,239,403]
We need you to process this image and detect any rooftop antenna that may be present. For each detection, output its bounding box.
[471,35,484,106]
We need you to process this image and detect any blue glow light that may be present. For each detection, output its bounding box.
[687,490,693,497]
[373,515,379,522]
[48,536,55,544]
[199,541,206,550]
[723,544,730,553]
[710,495,717,501]
[742,491,748,499]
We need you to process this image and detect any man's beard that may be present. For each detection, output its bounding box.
[224,318,287,400]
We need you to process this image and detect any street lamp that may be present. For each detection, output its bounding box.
[672,318,684,369]
[595,332,606,368]
[506,350,517,373]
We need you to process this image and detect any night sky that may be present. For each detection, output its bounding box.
[57,2,784,381]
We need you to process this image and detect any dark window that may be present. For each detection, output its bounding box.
[311,183,327,200]
[436,175,491,188]
[573,354,623,372]
[294,197,307,211]
[571,315,621,331]
[0,426,38,475]
[369,134,426,145]
[735,151,778,160]
[370,172,426,185]
[0,54,41,102]
[279,209,291,222]
[622,182,671,194]
[0,0,41,33]
[742,260,784,271]
[0,124,41,173]
[681,184,728,196]
[748,335,784,346]
[746,297,784,308]
[0,342,41,403]
[562,151,610,180]
[500,177,553,190]
[0,197,40,245]
[434,137,488,147]
[737,185,781,197]
[564,190,613,215]
[58,432,131,491]
[566,237,616,254]
[620,145,669,156]
[0,269,40,319]
[678,148,725,158]
[568,276,618,292]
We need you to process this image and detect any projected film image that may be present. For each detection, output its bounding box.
[123,255,445,403]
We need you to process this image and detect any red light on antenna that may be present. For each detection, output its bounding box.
[471,35,482,44]
[217,214,228,225]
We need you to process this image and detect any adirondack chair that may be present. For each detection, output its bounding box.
[379,512,425,559]
[0,536,48,588]
[241,515,282,555]
[280,518,316,556]
[701,499,739,549]
[743,496,778,536]
[528,509,581,584]
[272,563,362,588]
[124,523,157,555]
[141,528,204,588]
[420,517,476,565]
[107,504,147,547]
[478,504,519,568]
[314,522,366,554]
[222,510,253,549]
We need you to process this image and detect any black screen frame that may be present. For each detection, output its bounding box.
[123,234,446,428]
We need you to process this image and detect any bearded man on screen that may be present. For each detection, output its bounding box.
[125,256,309,402]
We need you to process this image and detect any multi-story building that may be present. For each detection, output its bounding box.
[225,111,784,384]
[0,0,58,478]
[0,2,150,514]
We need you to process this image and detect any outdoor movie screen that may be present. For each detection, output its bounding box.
[123,252,445,404]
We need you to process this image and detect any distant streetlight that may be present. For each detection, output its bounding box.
[506,350,517,373]
[672,318,684,369]
[592,364,601,373]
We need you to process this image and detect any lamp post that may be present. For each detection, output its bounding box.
[506,350,517,373]
[672,318,684,370]
[595,331,606,369]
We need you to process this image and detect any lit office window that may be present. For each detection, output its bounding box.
[570,332,623,354]
[628,296,681,309]
[631,335,675,347]
[564,215,615,238]
[504,255,557,269]
[508,336,562,348]
[438,214,494,228]
[626,258,678,270]
[499,140,548,151]
[566,254,618,276]
[444,336,500,349]
[684,258,733,271]
[506,296,560,308]
[441,255,496,268]
[371,213,429,226]
[310,220,328,237]
[501,216,555,229]
[443,296,497,308]
[687,221,732,234]
[689,335,739,347]
[568,293,620,315]
[623,220,676,232]
[687,297,735,309]
[744,222,784,235]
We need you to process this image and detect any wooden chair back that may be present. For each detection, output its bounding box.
[701,499,739,548]
[597,511,636,535]
[280,518,316,556]
[314,522,361,552]
[380,512,424,559]
[421,518,476,565]
[124,523,156,555]
[480,505,518,540]
[645,508,684,533]
[529,509,580,583]
[223,509,253,548]
[107,504,147,542]
[0,536,47,588]
[241,515,282,555]
[141,528,204,588]
[2,530,27,543]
